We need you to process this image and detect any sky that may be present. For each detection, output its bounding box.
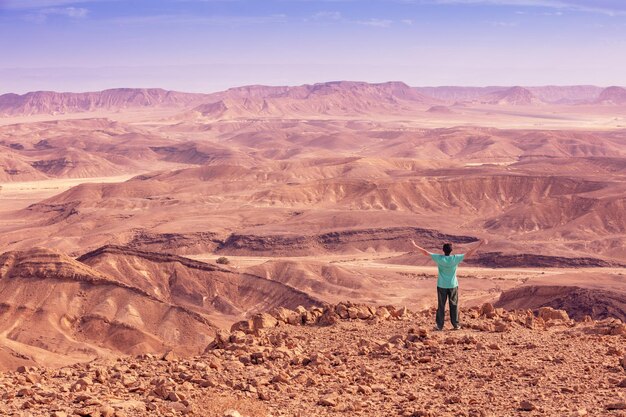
[0,0,625,93]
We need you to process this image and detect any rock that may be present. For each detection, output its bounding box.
[258,389,271,401]
[335,304,349,319]
[370,384,386,393]
[606,402,626,410]
[376,306,391,320]
[230,320,253,334]
[271,372,290,384]
[445,395,462,404]
[161,350,177,362]
[480,303,496,318]
[252,313,278,331]
[24,373,41,384]
[618,378,626,388]
[621,354,626,370]
[538,307,569,321]
[16,388,33,397]
[392,306,409,318]
[356,305,372,320]
[493,320,509,332]
[167,391,182,402]
[51,412,68,417]
[223,410,243,417]
[347,306,359,319]
[99,405,115,417]
[357,385,373,395]
[318,309,339,326]
[610,323,626,336]
[519,400,536,411]
[273,307,301,325]
[319,393,339,407]
[229,331,247,344]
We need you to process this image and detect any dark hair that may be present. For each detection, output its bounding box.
[442,243,452,256]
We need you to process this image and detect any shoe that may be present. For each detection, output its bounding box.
[434,326,443,331]
[452,325,461,330]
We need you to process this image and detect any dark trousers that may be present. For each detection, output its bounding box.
[436,286,459,329]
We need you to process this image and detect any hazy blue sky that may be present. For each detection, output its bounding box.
[1,0,625,93]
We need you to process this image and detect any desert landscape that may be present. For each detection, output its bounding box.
[0,82,625,416]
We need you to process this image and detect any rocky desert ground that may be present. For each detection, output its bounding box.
[0,82,625,416]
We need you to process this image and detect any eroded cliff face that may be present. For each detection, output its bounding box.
[216,227,476,256]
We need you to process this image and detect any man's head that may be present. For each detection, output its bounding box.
[442,243,453,256]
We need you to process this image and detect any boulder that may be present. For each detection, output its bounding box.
[230,320,253,334]
[252,313,278,332]
[538,307,569,321]
[229,331,247,344]
[335,304,349,319]
[479,303,496,318]
[356,305,373,320]
[376,306,391,320]
[318,308,339,326]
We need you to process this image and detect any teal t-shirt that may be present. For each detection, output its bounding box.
[430,254,465,288]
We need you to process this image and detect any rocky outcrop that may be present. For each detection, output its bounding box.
[465,252,622,268]
[495,285,626,321]
[0,303,622,416]
[217,227,477,256]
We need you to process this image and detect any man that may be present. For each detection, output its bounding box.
[410,239,486,331]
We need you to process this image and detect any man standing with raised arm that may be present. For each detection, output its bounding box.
[410,239,486,331]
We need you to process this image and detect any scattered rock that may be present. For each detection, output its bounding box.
[519,400,536,411]
[161,350,177,362]
[606,402,626,410]
[319,393,339,407]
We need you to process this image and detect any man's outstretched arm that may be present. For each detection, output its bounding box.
[410,240,433,257]
[464,239,487,259]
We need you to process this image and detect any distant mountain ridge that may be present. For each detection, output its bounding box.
[190,81,436,119]
[415,85,606,104]
[1,82,624,117]
[0,88,207,116]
